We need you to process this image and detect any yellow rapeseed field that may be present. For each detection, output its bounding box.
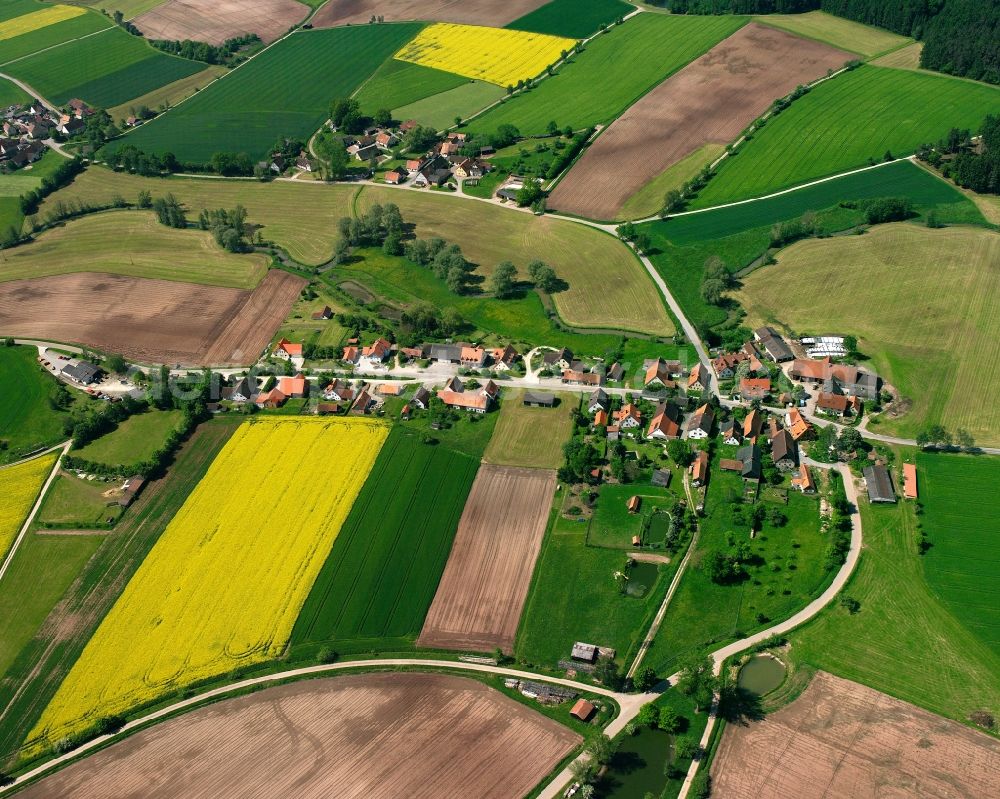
[393,23,576,87]
[0,452,57,561]
[0,5,85,41]
[28,418,388,749]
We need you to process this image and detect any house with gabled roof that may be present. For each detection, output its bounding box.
[740,377,771,402]
[491,344,518,371]
[770,429,798,471]
[903,463,918,499]
[753,326,793,362]
[687,364,708,392]
[647,403,681,440]
[817,391,861,417]
[863,464,896,503]
[644,358,679,389]
[791,463,816,493]
[411,386,431,409]
[323,379,354,403]
[274,337,303,361]
[785,407,813,441]
[277,373,307,398]
[690,450,709,487]
[721,420,742,446]
[359,337,393,369]
[229,376,254,403]
[615,403,642,429]
[543,348,573,371]
[743,408,764,439]
[686,403,714,439]
[255,387,286,409]
[461,346,487,369]
[712,352,744,379]
[562,369,601,386]
[587,389,609,414]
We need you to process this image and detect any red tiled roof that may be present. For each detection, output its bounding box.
[439,389,488,410]
[903,463,918,499]
[275,337,303,357]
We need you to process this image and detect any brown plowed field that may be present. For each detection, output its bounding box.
[312,0,547,28]
[418,465,556,653]
[0,269,303,366]
[711,670,1000,798]
[18,673,580,799]
[134,0,310,46]
[548,23,852,221]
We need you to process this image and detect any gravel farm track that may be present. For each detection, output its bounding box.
[311,0,548,28]
[710,670,1000,798]
[0,270,304,367]
[417,465,556,654]
[548,23,851,221]
[133,0,312,46]
[14,672,581,799]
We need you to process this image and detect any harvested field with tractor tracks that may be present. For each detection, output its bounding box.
[17,673,581,799]
[0,269,304,366]
[312,0,547,29]
[134,0,309,45]
[418,465,556,653]
[548,23,851,220]
[710,670,1000,798]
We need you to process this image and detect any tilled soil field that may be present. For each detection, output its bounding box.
[312,0,547,28]
[134,0,310,45]
[548,23,851,220]
[17,673,580,799]
[418,465,556,653]
[711,670,1000,798]
[0,270,303,366]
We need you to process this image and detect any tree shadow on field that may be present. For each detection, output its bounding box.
[718,685,765,726]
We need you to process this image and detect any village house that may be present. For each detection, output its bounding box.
[61,360,101,385]
[753,326,794,363]
[789,357,879,399]
[816,391,862,418]
[341,345,360,363]
[359,338,393,369]
[615,403,642,429]
[606,362,625,382]
[647,403,681,440]
[438,380,498,413]
[791,463,816,493]
[785,407,813,440]
[406,155,431,175]
[743,408,765,439]
[427,343,462,364]
[864,464,897,504]
[56,115,85,137]
[491,344,518,371]
[228,376,254,403]
[606,424,621,441]
[255,387,286,409]
[460,345,487,369]
[375,130,398,151]
[721,420,742,445]
[296,154,316,172]
[770,429,798,471]
[712,352,744,379]
[570,699,596,722]
[587,388,609,414]
[310,305,333,321]
[276,373,307,398]
[384,168,406,184]
[690,450,709,487]
[376,383,402,396]
[274,337,303,361]
[411,386,431,409]
[594,409,609,427]
[67,98,93,118]
[351,388,376,414]
[739,377,771,402]
[543,348,574,371]
[741,342,768,375]
[686,403,714,439]
[644,358,682,389]
[316,402,341,415]
[562,369,602,387]
[323,379,355,403]
[720,443,761,481]
[687,364,708,392]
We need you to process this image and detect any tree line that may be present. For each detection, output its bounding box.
[920,115,1000,195]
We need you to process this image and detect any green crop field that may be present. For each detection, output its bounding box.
[393,79,504,130]
[693,65,1000,207]
[645,461,832,677]
[0,4,111,66]
[290,427,480,655]
[506,0,633,39]
[0,75,29,106]
[469,14,746,136]
[0,531,104,682]
[790,457,1000,727]
[919,453,1000,656]
[120,24,423,163]
[737,225,1000,445]
[483,390,576,469]
[72,409,184,468]
[0,346,70,464]
[756,10,911,57]
[618,143,725,222]
[516,490,672,669]
[354,57,468,115]
[3,211,268,289]
[6,24,202,108]
[641,159,985,330]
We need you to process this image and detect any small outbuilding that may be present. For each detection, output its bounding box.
[903,463,918,499]
[627,495,641,514]
[863,464,896,504]
[570,699,596,722]
[571,642,598,663]
[523,391,556,408]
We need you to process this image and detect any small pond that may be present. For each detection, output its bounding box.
[625,561,658,598]
[737,654,787,696]
[598,726,671,798]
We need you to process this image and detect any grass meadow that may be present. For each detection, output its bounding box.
[0,3,110,65]
[392,79,504,129]
[354,57,467,115]
[0,75,29,106]
[919,453,1000,657]
[693,65,1000,207]
[469,14,746,136]
[587,482,677,550]
[0,346,68,464]
[120,24,422,163]
[483,390,576,469]
[3,211,268,289]
[790,456,1000,728]
[755,10,910,57]
[6,24,202,107]
[290,427,480,655]
[507,0,632,38]
[737,224,1000,445]
[106,64,227,121]
[35,472,124,529]
[72,409,183,467]
[645,464,831,677]
[618,143,725,221]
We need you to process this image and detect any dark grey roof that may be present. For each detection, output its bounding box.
[607,362,624,381]
[687,404,714,434]
[523,391,555,406]
[588,388,608,407]
[428,344,461,361]
[770,429,797,464]
[735,444,761,479]
[413,387,430,405]
[864,464,896,503]
[543,348,572,365]
[651,469,672,487]
[61,361,100,383]
[761,336,793,362]
[231,377,252,399]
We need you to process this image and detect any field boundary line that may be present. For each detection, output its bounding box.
[0,440,70,586]
[0,22,114,68]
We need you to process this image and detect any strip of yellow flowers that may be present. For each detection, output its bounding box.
[0,451,57,562]
[0,6,86,42]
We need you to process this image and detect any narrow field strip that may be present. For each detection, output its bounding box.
[0,5,84,41]
[0,452,58,564]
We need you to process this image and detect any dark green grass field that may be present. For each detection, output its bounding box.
[72,409,183,468]
[0,4,111,65]
[0,346,68,464]
[506,0,633,39]
[469,14,745,136]
[919,452,1000,657]
[693,65,1000,207]
[354,57,466,116]
[6,25,201,107]
[642,160,985,329]
[0,76,29,106]
[290,427,480,654]
[120,24,422,163]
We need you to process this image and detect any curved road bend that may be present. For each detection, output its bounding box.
[0,660,657,796]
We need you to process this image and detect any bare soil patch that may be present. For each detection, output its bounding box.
[711,670,1000,798]
[18,672,580,799]
[0,270,303,366]
[548,23,851,220]
[418,465,556,653]
[312,0,547,28]
[134,0,310,45]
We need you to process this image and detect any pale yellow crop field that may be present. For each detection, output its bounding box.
[28,418,388,750]
[0,452,57,561]
[394,23,575,87]
[0,5,85,41]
